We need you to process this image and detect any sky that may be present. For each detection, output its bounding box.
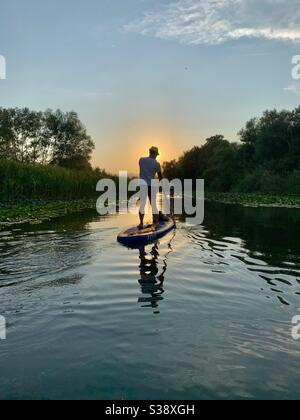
[1,0,300,174]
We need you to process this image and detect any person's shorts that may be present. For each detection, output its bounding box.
[139,185,158,214]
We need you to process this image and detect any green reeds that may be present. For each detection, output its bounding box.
[0,160,106,202]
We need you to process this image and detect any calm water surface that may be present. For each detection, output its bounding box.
[1,202,300,400]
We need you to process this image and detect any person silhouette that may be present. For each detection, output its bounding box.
[137,232,175,314]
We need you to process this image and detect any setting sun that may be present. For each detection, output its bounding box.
[124,129,182,175]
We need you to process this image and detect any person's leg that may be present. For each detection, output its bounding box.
[149,186,159,225]
[139,184,148,228]
[159,211,169,221]
[139,212,145,228]
[153,213,159,225]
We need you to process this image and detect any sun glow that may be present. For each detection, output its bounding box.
[92,124,184,175]
[126,131,181,175]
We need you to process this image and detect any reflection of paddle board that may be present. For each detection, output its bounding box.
[117,217,176,248]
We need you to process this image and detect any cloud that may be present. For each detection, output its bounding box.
[125,0,300,45]
[284,85,300,96]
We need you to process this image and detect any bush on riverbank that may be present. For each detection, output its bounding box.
[233,169,300,195]
[0,160,108,201]
[205,192,300,207]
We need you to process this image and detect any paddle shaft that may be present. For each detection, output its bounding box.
[162,189,175,222]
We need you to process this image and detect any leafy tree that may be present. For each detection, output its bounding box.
[0,107,95,169]
[46,110,94,168]
[0,108,45,163]
[163,135,240,192]
[0,108,16,160]
[162,106,300,194]
[162,159,178,180]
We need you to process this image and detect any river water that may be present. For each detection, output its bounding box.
[0,202,300,400]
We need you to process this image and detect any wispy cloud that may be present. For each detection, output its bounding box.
[284,85,300,96]
[125,0,300,45]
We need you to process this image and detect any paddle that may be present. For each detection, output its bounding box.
[162,189,175,224]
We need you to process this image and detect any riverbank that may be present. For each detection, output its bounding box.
[206,192,300,208]
[1,193,300,230]
[0,199,97,229]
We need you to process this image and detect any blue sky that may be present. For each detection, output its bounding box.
[1,0,300,172]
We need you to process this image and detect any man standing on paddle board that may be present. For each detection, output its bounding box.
[139,146,168,229]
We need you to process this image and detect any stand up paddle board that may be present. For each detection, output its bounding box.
[117,217,176,248]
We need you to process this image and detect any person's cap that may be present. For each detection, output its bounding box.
[149,146,160,155]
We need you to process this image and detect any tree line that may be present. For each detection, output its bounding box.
[1,105,300,196]
[0,108,95,170]
[163,106,300,194]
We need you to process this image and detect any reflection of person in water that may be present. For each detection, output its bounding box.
[137,233,175,314]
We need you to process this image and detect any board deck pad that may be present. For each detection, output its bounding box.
[117,217,176,248]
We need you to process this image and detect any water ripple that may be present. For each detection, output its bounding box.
[1,206,300,399]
